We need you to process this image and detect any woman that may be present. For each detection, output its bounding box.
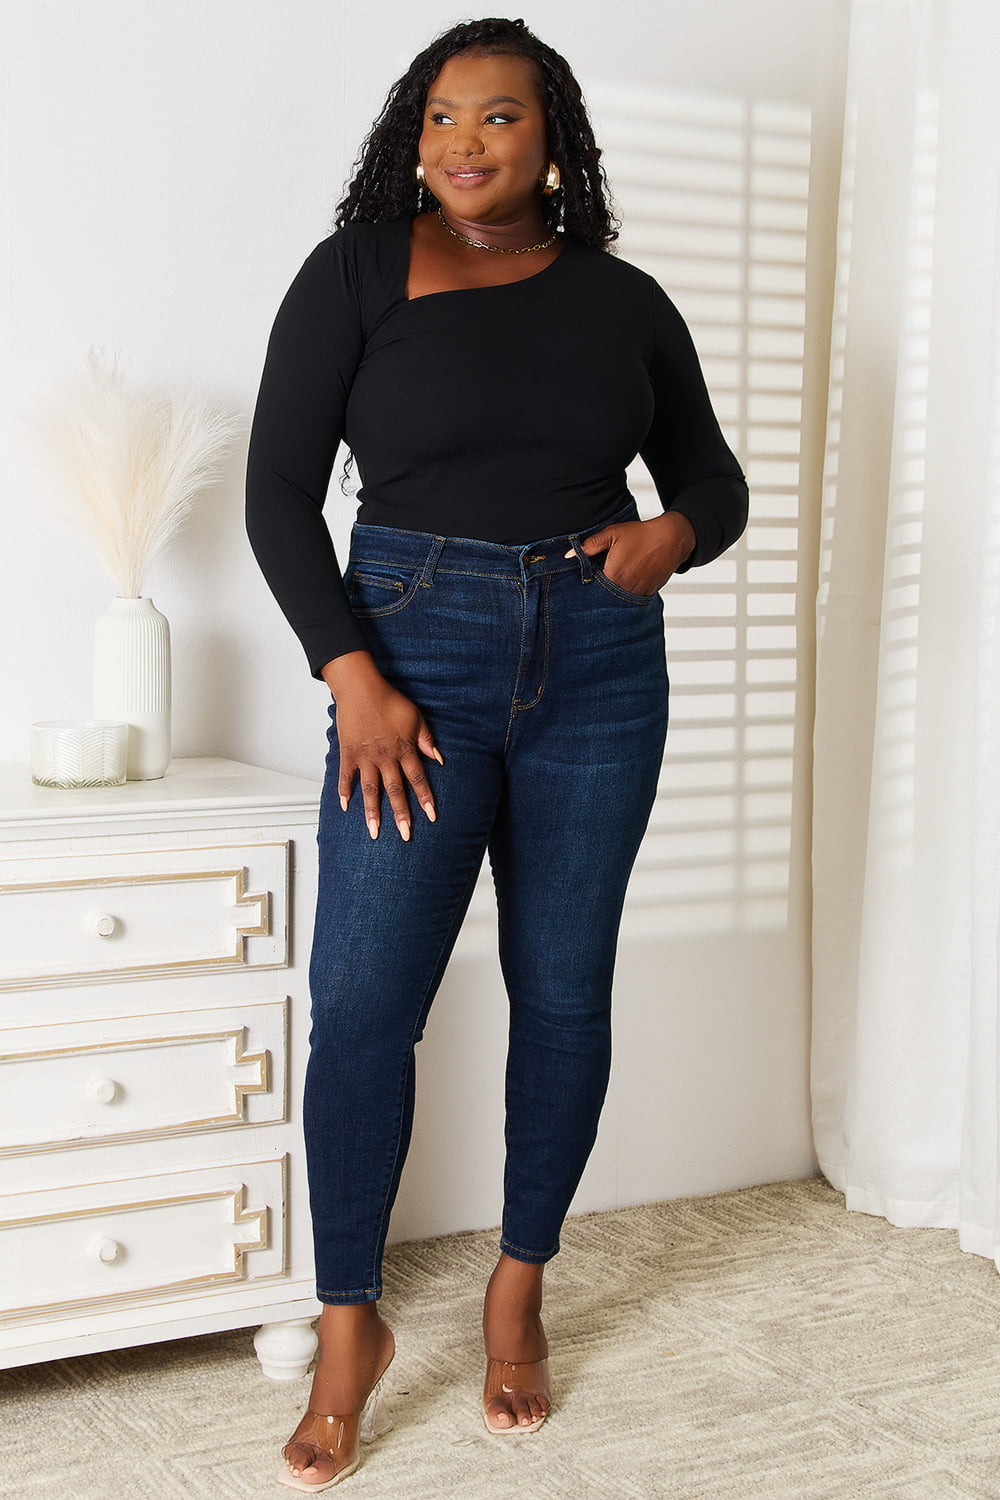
[245,16,748,1492]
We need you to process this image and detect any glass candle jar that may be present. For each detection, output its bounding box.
[29,719,129,788]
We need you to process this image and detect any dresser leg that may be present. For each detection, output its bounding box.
[253,1317,319,1380]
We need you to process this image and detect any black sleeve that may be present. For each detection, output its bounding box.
[639,279,749,571]
[245,234,369,681]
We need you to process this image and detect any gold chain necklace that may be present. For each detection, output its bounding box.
[436,207,556,255]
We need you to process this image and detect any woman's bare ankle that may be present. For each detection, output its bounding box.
[309,1303,394,1412]
[317,1300,382,1327]
[483,1256,547,1361]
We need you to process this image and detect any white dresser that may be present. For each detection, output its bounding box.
[0,756,326,1379]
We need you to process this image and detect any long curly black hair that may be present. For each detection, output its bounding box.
[333,17,618,250]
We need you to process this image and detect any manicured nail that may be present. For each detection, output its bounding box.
[564,548,574,558]
[398,820,410,841]
[433,748,445,765]
[367,817,378,839]
[340,795,348,811]
[424,803,436,822]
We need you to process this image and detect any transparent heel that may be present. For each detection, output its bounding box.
[359,1377,393,1444]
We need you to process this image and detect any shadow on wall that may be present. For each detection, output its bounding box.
[819,87,935,884]
[462,80,812,945]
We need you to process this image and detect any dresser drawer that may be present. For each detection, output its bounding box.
[0,841,288,988]
[0,1158,285,1321]
[0,1000,287,1155]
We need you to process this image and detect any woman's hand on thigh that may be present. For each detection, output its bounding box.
[321,650,443,840]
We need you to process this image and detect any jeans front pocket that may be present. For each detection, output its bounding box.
[344,560,423,618]
[590,561,661,606]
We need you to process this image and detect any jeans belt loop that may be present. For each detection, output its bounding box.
[420,535,446,587]
[568,534,594,583]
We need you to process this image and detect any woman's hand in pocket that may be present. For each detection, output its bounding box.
[567,510,697,594]
[321,650,442,841]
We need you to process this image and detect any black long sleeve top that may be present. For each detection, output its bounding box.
[245,214,749,680]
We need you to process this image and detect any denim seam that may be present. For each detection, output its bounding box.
[494,815,561,1268]
[434,565,574,580]
[419,535,447,587]
[434,569,529,582]
[504,578,533,753]
[498,1235,560,1262]
[487,834,515,1258]
[351,560,534,584]
[366,857,488,1292]
[507,581,530,745]
[490,837,513,1243]
[511,571,551,714]
[353,573,404,591]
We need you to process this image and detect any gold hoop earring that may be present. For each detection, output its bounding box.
[415,163,425,184]
[540,161,561,195]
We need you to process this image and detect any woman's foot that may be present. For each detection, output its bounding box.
[482,1253,551,1431]
[282,1303,395,1487]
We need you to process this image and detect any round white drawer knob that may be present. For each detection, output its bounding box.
[94,914,119,938]
[91,1237,123,1265]
[86,1076,119,1104]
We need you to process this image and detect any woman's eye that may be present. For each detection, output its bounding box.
[428,112,519,126]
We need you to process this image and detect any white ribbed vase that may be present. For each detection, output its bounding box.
[91,596,171,780]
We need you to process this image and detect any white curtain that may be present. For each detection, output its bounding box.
[811,0,1000,1263]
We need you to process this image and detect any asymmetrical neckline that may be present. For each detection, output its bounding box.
[400,213,568,304]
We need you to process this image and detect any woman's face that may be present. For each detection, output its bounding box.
[417,52,549,224]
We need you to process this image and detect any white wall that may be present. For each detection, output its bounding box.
[0,2,848,1246]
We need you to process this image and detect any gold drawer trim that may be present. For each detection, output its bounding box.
[0,866,269,977]
[0,1027,273,1157]
[0,1168,284,1323]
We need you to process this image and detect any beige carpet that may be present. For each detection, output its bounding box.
[2,1176,1000,1499]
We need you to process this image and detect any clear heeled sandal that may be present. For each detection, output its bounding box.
[278,1356,394,1492]
[482,1353,552,1435]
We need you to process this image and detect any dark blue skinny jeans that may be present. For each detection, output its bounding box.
[305,496,669,1303]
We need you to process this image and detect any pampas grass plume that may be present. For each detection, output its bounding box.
[40,344,244,597]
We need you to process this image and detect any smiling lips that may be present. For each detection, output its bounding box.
[444,167,498,187]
